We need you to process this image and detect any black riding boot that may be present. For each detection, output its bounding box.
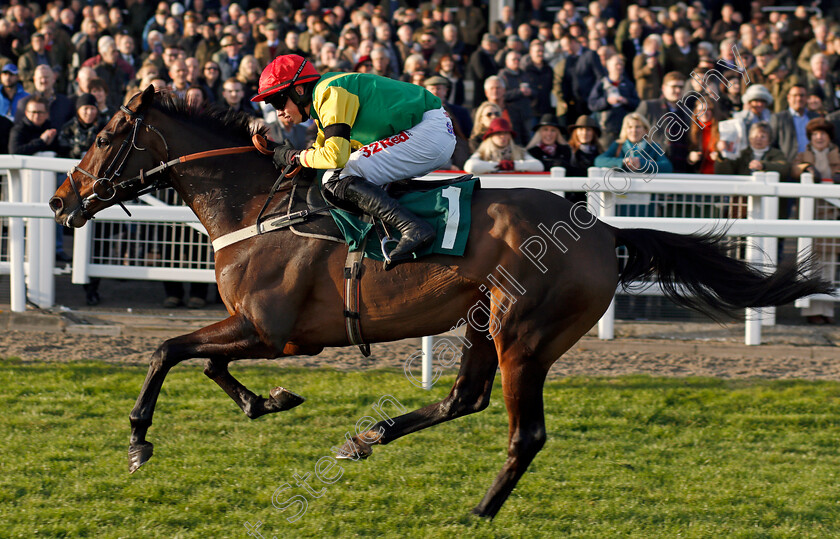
[342,177,436,262]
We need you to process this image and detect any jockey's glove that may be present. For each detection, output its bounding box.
[272,140,301,169]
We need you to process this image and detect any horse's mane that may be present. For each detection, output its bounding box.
[151,91,268,144]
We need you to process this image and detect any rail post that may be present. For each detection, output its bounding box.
[7,168,25,312]
[794,172,816,310]
[744,172,763,345]
[590,167,616,340]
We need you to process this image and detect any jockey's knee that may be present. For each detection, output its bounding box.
[323,171,364,200]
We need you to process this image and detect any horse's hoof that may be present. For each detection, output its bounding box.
[128,442,154,474]
[268,387,305,411]
[334,436,373,460]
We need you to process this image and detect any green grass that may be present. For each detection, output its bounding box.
[2,359,840,538]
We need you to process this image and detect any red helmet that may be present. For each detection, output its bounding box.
[251,54,320,102]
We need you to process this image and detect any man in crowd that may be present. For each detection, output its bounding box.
[16,65,73,127]
[221,78,258,117]
[770,84,815,163]
[0,64,27,121]
[552,31,605,126]
[466,33,500,105]
[634,71,691,173]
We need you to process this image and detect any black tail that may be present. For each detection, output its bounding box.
[612,226,836,320]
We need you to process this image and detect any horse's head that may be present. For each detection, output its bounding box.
[50,85,167,227]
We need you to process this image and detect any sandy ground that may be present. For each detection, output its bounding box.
[3,305,839,380]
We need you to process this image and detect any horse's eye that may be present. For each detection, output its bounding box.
[97,137,110,148]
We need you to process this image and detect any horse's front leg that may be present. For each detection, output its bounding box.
[128,313,277,473]
[203,358,305,419]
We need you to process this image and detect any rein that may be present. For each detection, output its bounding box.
[67,104,291,220]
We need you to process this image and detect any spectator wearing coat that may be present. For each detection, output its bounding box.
[464,118,543,174]
[525,114,567,171]
[770,84,815,164]
[58,94,108,305]
[588,55,640,148]
[0,63,27,121]
[552,32,605,125]
[497,50,534,138]
[634,72,690,173]
[594,113,673,173]
[791,118,840,324]
[715,122,789,178]
[632,35,663,100]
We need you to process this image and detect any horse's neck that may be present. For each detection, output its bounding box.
[166,140,280,241]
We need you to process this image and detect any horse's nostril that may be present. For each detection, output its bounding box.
[49,197,63,212]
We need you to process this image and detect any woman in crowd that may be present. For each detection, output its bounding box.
[434,54,464,106]
[199,61,223,102]
[687,99,721,174]
[469,102,503,152]
[714,122,787,177]
[792,118,840,324]
[526,114,567,171]
[594,113,673,173]
[236,55,262,102]
[185,85,211,110]
[563,115,603,177]
[464,117,543,174]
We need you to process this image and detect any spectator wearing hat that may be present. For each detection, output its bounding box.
[255,22,282,68]
[0,64,27,121]
[466,33,500,105]
[770,84,816,164]
[354,55,374,73]
[588,54,640,148]
[464,117,543,174]
[213,34,244,81]
[563,115,603,180]
[747,44,773,86]
[525,114,567,171]
[792,117,840,324]
[58,93,109,305]
[763,58,801,114]
[595,113,673,173]
[425,74,471,169]
[732,84,774,152]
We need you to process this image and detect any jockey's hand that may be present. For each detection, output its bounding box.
[272,140,301,169]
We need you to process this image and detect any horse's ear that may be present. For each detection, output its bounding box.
[140,84,156,109]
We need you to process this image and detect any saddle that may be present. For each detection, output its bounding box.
[287,172,476,246]
[281,170,477,359]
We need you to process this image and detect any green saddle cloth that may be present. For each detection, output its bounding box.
[329,178,478,261]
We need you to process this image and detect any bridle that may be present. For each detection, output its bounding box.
[67,104,171,220]
[65,103,280,221]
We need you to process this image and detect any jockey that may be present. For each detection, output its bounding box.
[252,54,457,263]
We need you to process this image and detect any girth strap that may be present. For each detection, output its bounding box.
[343,226,371,357]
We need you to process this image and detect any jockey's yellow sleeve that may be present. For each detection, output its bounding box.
[298,72,442,169]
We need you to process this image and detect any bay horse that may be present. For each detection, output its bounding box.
[49,86,832,519]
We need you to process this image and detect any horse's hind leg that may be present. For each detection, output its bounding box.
[203,359,304,419]
[129,314,279,473]
[471,356,548,519]
[335,326,498,458]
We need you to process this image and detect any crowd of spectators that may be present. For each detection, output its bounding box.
[1,0,840,316]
